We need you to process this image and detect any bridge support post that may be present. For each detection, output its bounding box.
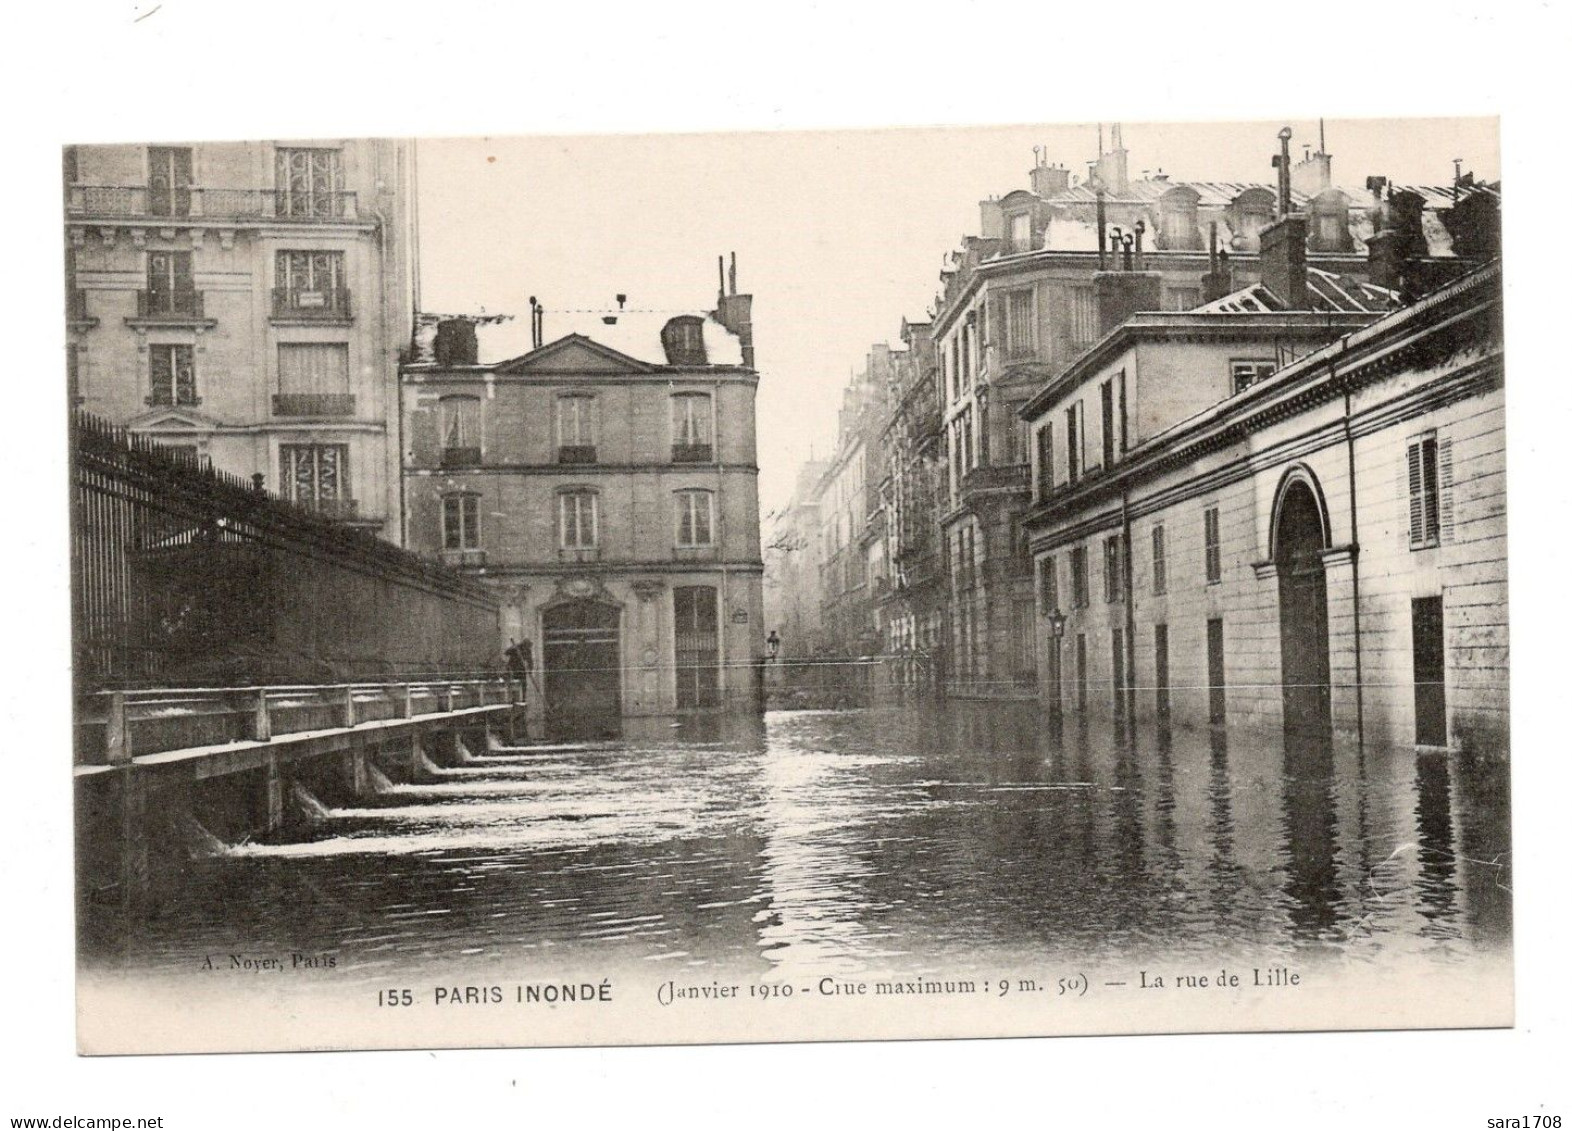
[264,751,284,834]
[117,767,148,915]
[347,749,369,797]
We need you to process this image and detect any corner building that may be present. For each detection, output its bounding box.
[64,139,414,538]
[401,283,763,738]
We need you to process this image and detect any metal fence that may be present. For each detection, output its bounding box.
[71,410,501,691]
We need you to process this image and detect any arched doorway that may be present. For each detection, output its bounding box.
[1273,472,1333,738]
[542,599,622,739]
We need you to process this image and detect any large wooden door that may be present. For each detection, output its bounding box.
[1275,480,1332,738]
[543,600,622,739]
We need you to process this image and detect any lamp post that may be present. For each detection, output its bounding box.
[1048,611,1067,716]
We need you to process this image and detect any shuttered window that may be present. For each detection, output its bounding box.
[1066,403,1081,483]
[1104,535,1123,603]
[1071,545,1089,609]
[278,343,350,395]
[1039,556,1057,614]
[1204,506,1221,583]
[1035,423,1053,499]
[1408,433,1441,548]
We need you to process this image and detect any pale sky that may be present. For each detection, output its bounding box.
[414,117,1499,519]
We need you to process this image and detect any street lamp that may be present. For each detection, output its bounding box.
[765,630,781,660]
[1048,611,1067,640]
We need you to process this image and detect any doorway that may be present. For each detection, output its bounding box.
[543,599,622,739]
[674,586,720,710]
[1412,596,1447,746]
[1274,475,1332,738]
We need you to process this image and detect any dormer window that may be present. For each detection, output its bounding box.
[661,316,708,365]
[1008,211,1031,252]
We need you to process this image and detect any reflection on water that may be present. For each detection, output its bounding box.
[80,706,1512,980]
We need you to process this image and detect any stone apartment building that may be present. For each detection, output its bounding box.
[1020,205,1504,753]
[928,127,1484,698]
[64,139,415,539]
[400,269,763,738]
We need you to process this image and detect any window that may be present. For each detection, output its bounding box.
[672,393,713,461]
[1066,285,1097,348]
[1407,433,1441,548]
[1075,633,1088,711]
[1154,623,1170,718]
[277,342,352,416]
[1065,402,1081,483]
[280,444,350,516]
[675,490,714,547]
[556,395,596,463]
[145,250,196,317]
[149,344,196,406]
[1165,286,1201,312]
[275,250,348,317]
[1071,545,1089,609]
[1039,556,1058,614]
[559,490,598,549]
[1231,360,1276,394]
[1151,524,1167,595]
[442,494,480,550]
[1204,506,1222,583]
[275,147,344,218]
[1112,627,1126,714]
[1009,212,1031,252]
[439,396,480,464]
[1035,423,1054,499]
[1002,288,1035,359]
[147,146,192,217]
[1104,535,1123,603]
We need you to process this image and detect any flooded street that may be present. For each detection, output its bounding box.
[81,705,1512,984]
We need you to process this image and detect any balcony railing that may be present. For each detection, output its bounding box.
[557,445,597,465]
[441,548,487,569]
[960,462,1031,495]
[271,286,352,321]
[558,546,600,563]
[67,185,359,222]
[671,442,713,463]
[441,446,481,468]
[273,393,356,417]
[291,497,359,521]
[133,288,206,321]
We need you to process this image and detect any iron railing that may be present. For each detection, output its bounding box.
[71,410,498,691]
[134,288,205,320]
[671,442,713,463]
[67,185,359,222]
[272,392,356,417]
[271,286,352,320]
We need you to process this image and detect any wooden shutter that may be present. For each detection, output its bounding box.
[1438,437,1455,544]
[1407,440,1425,547]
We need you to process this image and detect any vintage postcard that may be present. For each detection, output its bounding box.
[66,117,1509,1055]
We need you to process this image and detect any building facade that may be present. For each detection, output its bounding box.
[65,139,415,539]
[1021,233,1504,752]
[926,128,1487,698]
[400,279,764,737]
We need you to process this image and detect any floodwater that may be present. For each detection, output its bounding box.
[79,705,1512,983]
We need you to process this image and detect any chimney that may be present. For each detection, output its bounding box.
[978,196,1005,239]
[1271,127,1294,219]
[1094,270,1162,337]
[1095,190,1108,269]
[434,317,478,366]
[1259,214,1309,309]
[713,254,755,368]
[1201,223,1232,303]
[1028,151,1070,197]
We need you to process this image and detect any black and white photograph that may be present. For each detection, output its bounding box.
[65,116,1511,1053]
[10,1,1571,1126]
